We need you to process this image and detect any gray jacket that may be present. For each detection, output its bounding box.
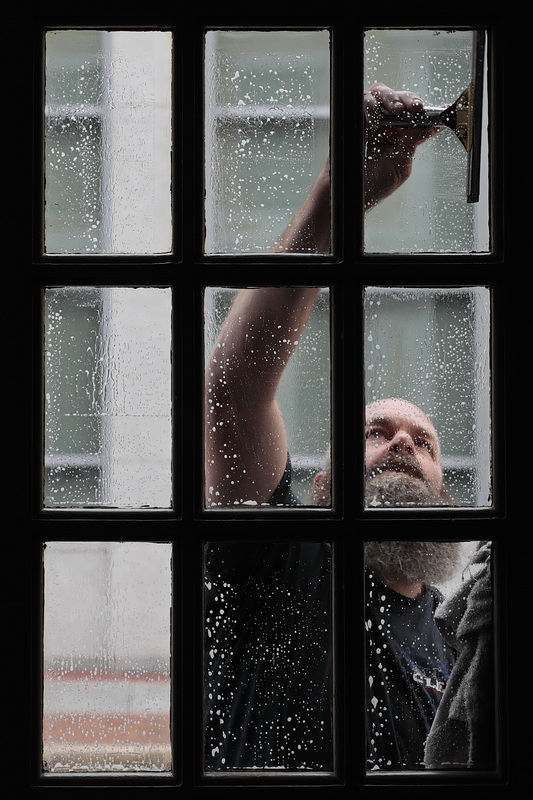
[424,541,495,770]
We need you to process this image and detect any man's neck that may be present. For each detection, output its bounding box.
[375,571,424,598]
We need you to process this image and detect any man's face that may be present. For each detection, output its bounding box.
[365,398,444,503]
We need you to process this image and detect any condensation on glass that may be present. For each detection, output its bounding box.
[204,30,330,255]
[363,29,489,254]
[364,287,491,507]
[44,287,172,508]
[204,541,333,771]
[43,541,172,773]
[44,30,172,254]
[365,540,494,771]
[204,287,330,508]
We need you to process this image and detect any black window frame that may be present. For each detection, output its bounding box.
[24,11,523,796]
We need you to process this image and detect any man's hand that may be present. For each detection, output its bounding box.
[364,82,440,210]
[274,83,439,249]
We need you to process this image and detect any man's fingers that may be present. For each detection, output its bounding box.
[365,82,425,125]
[394,90,424,113]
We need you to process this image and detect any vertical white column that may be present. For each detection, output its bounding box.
[101,288,172,508]
[101,31,172,253]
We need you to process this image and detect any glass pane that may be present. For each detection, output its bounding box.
[44,287,172,508]
[365,540,494,771]
[204,542,333,771]
[363,29,489,253]
[364,287,491,507]
[45,30,172,254]
[204,287,330,507]
[204,30,330,254]
[43,542,172,773]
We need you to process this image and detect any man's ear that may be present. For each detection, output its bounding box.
[312,471,329,505]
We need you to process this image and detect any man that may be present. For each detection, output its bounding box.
[362,404,460,769]
[204,85,455,771]
[206,323,451,509]
[205,84,443,508]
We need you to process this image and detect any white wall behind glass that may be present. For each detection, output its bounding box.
[45,30,172,254]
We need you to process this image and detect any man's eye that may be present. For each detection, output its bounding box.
[415,438,433,452]
[366,428,382,439]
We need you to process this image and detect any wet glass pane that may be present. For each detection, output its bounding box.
[365,540,494,771]
[45,30,172,254]
[364,29,489,253]
[43,542,172,773]
[204,542,333,771]
[204,30,330,254]
[204,287,330,507]
[44,287,172,508]
[364,287,491,507]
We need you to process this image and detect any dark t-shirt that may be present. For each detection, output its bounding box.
[204,541,333,770]
[365,570,457,770]
[267,454,301,506]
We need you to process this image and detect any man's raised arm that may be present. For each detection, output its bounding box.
[272,83,441,252]
[205,85,439,507]
[272,159,331,253]
[205,287,320,506]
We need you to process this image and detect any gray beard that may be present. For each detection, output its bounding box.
[365,470,446,507]
[364,540,462,586]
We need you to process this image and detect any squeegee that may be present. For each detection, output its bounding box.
[375,30,485,202]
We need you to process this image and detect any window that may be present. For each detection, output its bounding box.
[364,286,492,507]
[44,29,172,254]
[204,286,331,506]
[44,287,172,508]
[363,28,489,253]
[204,541,334,771]
[42,542,172,772]
[27,15,519,795]
[204,29,330,254]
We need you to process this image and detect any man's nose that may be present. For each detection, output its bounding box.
[389,430,415,455]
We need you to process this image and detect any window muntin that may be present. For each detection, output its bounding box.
[44,287,172,508]
[43,541,172,773]
[364,287,492,508]
[363,28,489,254]
[204,29,330,255]
[45,30,172,255]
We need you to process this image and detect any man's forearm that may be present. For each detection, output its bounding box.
[272,164,331,253]
[207,287,321,404]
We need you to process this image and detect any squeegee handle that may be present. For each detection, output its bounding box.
[376,107,447,128]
